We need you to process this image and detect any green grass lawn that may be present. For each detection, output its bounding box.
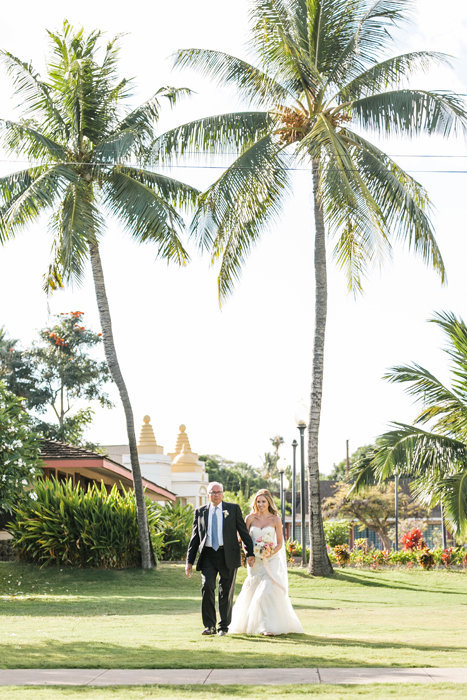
[1,562,466,669]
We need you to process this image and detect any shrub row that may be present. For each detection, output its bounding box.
[285,538,467,569]
[9,478,165,568]
[8,478,198,568]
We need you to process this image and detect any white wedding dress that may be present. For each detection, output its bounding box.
[229,525,303,635]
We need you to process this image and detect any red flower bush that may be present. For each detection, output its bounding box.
[441,547,453,567]
[402,527,424,551]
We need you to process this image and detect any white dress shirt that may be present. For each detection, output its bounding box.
[206,503,224,547]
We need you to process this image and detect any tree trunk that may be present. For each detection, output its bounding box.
[308,159,333,576]
[89,241,154,569]
[376,529,392,551]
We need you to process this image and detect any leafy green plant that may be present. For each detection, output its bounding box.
[149,500,194,561]
[0,382,41,526]
[323,519,351,547]
[417,547,435,570]
[334,544,351,567]
[9,477,162,568]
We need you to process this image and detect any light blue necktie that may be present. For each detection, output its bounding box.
[211,507,219,551]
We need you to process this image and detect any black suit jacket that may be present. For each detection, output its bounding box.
[186,501,254,571]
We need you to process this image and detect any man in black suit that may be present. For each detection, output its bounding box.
[185,481,255,636]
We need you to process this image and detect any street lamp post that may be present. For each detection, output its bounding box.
[296,420,307,567]
[291,439,298,542]
[278,458,286,538]
[394,473,399,551]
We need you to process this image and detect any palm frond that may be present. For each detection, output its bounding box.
[336,51,451,102]
[0,119,67,161]
[249,0,321,96]
[351,89,467,138]
[372,422,467,482]
[0,49,67,137]
[339,127,445,281]
[102,169,189,265]
[94,87,194,164]
[297,116,389,290]
[430,311,467,395]
[190,135,290,299]
[173,48,293,107]
[116,166,199,212]
[150,112,272,163]
[0,165,74,242]
[433,470,467,535]
[322,0,415,88]
[384,362,467,436]
[49,180,102,285]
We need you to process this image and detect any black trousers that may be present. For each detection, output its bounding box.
[200,547,237,631]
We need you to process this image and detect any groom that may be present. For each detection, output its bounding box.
[185,481,255,636]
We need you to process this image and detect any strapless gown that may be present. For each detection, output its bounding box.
[229,525,303,635]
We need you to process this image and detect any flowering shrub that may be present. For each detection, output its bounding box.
[417,547,435,570]
[334,544,351,567]
[0,382,41,525]
[371,549,391,568]
[353,538,369,552]
[286,540,310,563]
[285,539,299,562]
[441,547,453,568]
[402,527,424,551]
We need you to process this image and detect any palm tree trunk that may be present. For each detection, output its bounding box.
[308,159,333,576]
[89,240,154,569]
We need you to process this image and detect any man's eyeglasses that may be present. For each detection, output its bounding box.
[209,490,223,495]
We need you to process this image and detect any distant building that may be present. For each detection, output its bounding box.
[40,439,176,503]
[105,416,209,508]
[284,480,445,549]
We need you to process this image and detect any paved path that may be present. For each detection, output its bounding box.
[0,668,466,686]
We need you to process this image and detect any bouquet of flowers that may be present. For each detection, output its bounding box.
[254,531,275,559]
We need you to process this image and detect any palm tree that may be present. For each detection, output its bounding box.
[0,22,198,568]
[354,311,467,539]
[154,0,466,574]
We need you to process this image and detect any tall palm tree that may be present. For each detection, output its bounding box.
[153,0,466,574]
[0,22,198,568]
[354,311,467,539]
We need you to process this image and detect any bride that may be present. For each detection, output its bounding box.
[229,489,303,636]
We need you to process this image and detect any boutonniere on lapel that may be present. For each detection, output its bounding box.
[223,509,229,519]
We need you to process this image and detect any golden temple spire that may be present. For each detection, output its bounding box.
[137,415,163,454]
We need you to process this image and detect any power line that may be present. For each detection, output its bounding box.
[2,158,467,174]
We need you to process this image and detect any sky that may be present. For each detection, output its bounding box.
[1,0,467,477]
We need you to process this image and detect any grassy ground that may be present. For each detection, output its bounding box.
[1,685,467,699]
[1,562,466,669]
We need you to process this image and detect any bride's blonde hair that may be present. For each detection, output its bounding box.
[251,489,278,515]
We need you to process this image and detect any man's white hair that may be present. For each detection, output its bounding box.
[208,481,224,492]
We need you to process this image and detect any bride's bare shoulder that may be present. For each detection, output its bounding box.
[245,513,255,525]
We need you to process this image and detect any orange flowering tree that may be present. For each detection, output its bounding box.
[0,312,111,446]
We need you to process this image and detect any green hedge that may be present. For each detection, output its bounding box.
[149,500,194,561]
[9,478,163,568]
[323,519,351,547]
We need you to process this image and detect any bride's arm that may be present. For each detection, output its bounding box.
[273,516,283,554]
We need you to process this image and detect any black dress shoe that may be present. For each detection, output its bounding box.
[201,627,216,635]
[217,629,228,636]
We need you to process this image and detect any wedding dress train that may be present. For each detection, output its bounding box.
[229,525,303,635]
